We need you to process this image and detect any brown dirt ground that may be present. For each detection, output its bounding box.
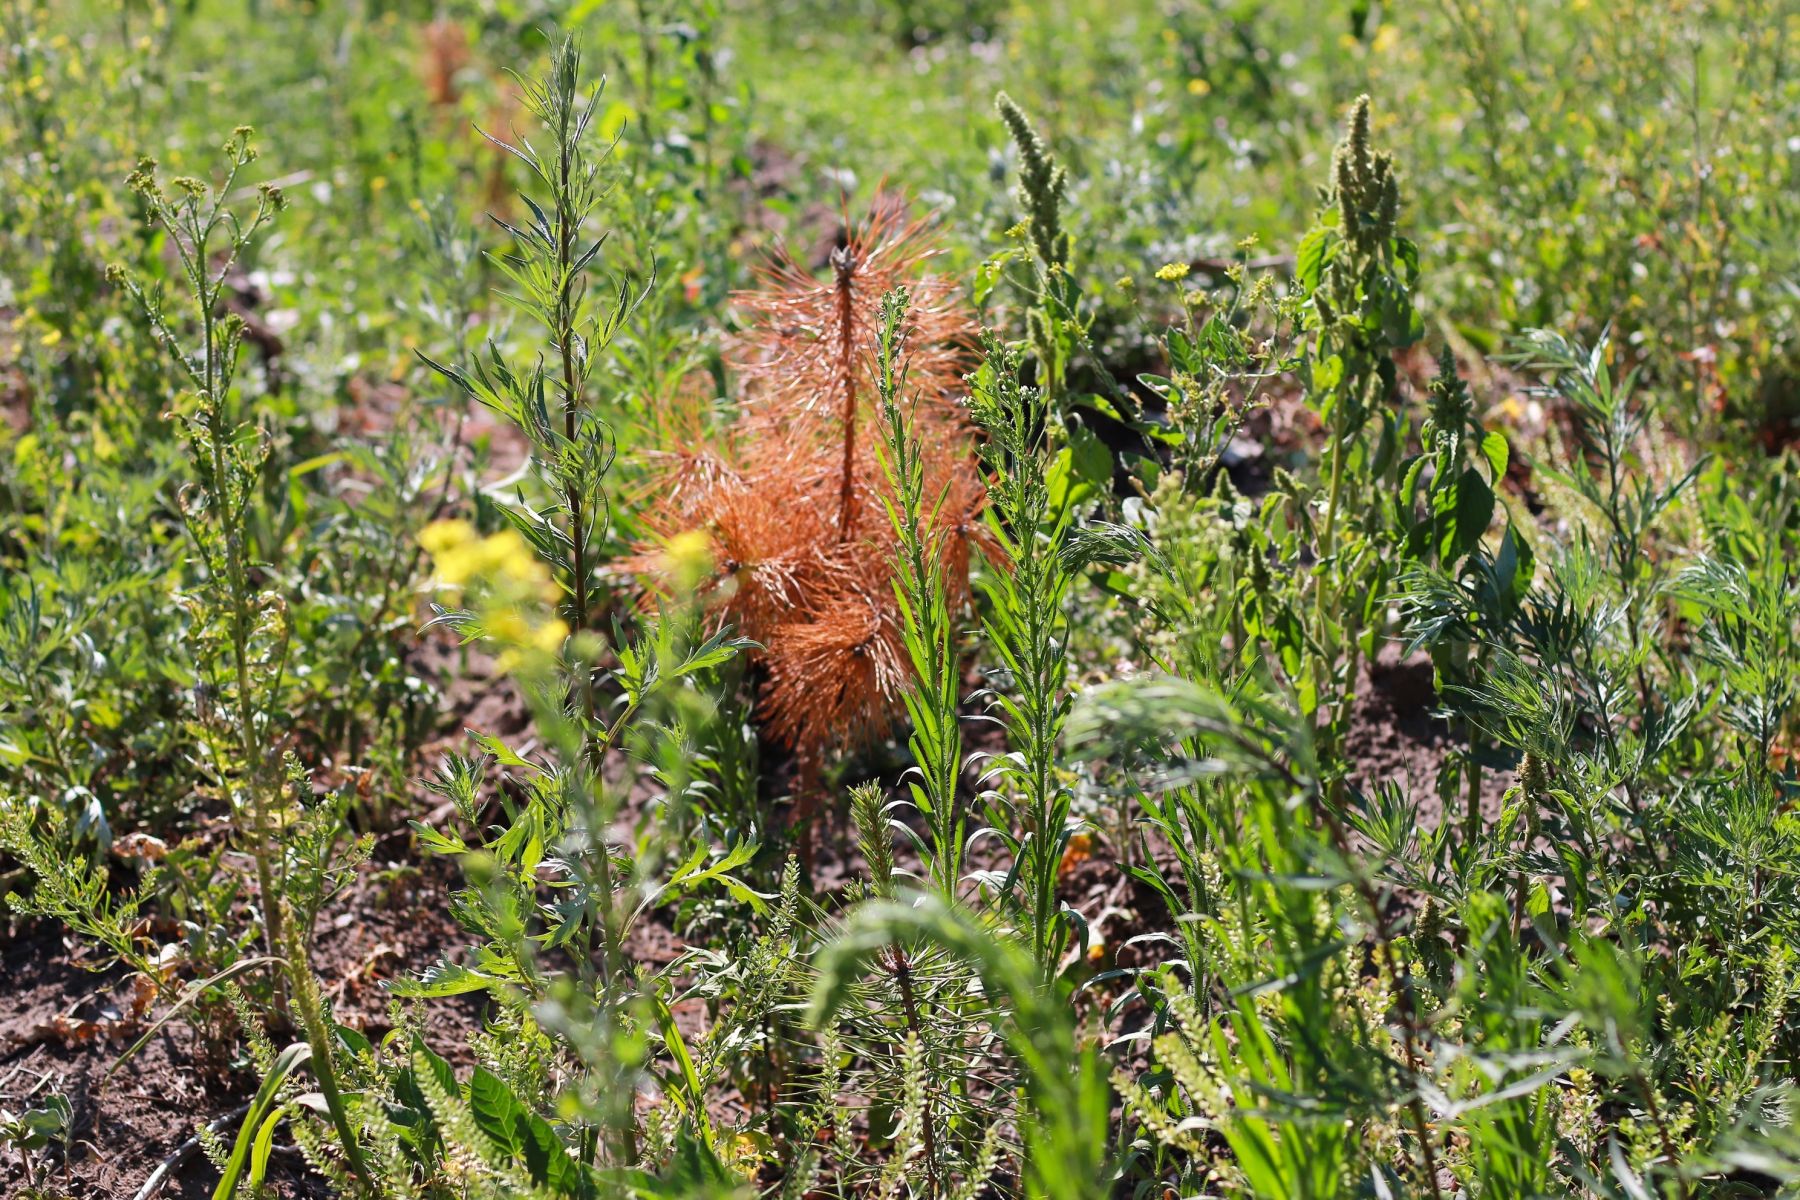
[0,629,502,1199]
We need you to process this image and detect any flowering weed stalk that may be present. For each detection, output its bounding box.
[1294,95,1420,782]
[109,131,294,976]
[108,129,378,1187]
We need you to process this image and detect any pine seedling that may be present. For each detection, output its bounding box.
[108,131,295,977]
[628,199,987,810]
[832,779,1012,1198]
[812,895,1111,1197]
[875,286,968,901]
[968,334,1077,987]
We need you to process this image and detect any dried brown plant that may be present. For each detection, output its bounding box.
[728,195,972,537]
[419,19,471,107]
[630,195,986,779]
[761,576,909,754]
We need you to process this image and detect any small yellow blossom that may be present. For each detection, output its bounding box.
[488,609,531,644]
[420,521,555,601]
[1155,261,1190,282]
[419,518,475,557]
[727,1132,764,1179]
[533,618,570,653]
[662,529,715,592]
[493,616,567,674]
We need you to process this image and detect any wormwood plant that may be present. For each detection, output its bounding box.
[406,33,760,1174]
[966,335,1078,986]
[420,35,638,759]
[875,287,967,900]
[106,133,298,974]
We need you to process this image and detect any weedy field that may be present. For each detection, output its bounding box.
[4,1,1800,1197]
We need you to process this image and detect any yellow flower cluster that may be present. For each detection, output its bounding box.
[491,613,571,668]
[659,528,715,592]
[418,519,568,671]
[419,519,556,602]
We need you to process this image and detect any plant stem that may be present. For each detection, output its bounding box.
[893,946,940,1198]
[834,250,859,538]
[1462,726,1484,845]
[284,916,372,1188]
[1313,423,1348,767]
[1638,1073,1690,1200]
[197,222,288,1002]
[554,83,598,767]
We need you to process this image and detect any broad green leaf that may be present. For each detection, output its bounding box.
[389,957,507,998]
[467,1066,525,1157]
[1480,428,1509,479]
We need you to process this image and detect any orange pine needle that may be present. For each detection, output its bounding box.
[630,191,990,773]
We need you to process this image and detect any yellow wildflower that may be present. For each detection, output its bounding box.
[419,518,476,556]
[662,529,714,592]
[487,609,531,645]
[532,618,570,653]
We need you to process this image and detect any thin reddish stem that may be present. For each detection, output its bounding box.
[834,247,858,539]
